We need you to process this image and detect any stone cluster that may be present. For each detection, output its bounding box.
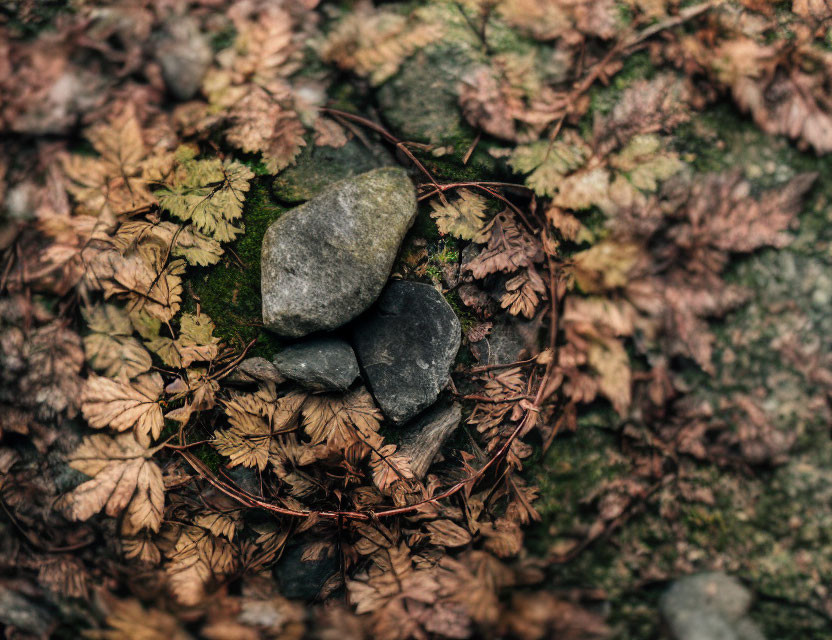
[261,167,462,427]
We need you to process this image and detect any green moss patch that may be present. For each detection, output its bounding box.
[185,178,285,359]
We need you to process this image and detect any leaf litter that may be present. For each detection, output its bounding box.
[0,0,830,637]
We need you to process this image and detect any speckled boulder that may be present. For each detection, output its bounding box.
[261,168,417,338]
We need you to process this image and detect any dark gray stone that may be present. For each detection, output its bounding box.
[660,572,766,640]
[273,337,359,392]
[155,17,212,101]
[398,402,462,479]
[352,281,461,423]
[273,542,340,601]
[261,168,417,338]
[470,317,528,366]
[272,137,394,204]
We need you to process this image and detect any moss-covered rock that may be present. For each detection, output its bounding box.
[377,43,478,146]
[272,136,395,204]
[261,167,418,337]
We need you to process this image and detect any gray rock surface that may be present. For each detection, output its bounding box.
[470,317,529,366]
[273,337,359,392]
[272,137,394,203]
[273,542,340,601]
[155,17,212,100]
[225,357,285,385]
[398,402,462,479]
[352,281,461,423]
[377,44,475,145]
[660,572,766,640]
[261,168,417,338]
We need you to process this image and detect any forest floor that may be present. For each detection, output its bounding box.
[3,1,832,639]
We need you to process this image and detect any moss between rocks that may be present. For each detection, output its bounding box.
[184,177,285,359]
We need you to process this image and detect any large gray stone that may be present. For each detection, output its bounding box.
[225,357,285,385]
[261,168,417,338]
[273,337,359,392]
[352,281,461,423]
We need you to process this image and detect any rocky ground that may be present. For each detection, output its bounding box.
[3,1,832,639]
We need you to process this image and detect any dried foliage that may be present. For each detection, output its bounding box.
[0,0,828,637]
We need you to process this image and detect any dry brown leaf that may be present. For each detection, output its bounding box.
[717,39,832,153]
[225,88,307,174]
[61,103,155,217]
[322,6,441,84]
[500,266,546,319]
[370,444,415,492]
[425,520,472,548]
[86,596,190,640]
[60,433,164,533]
[593,73,692,155]
[572,240,643,293]
[302,388,383,450]
[498,591,610,640]
[91,250,185,323]
[81,373,164,446]
[465,212,543,279]
[83,303,152,379]
[166,525,236,606]
[587,336,632,416]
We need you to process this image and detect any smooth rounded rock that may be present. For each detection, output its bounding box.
[660,572,766,640]
[352,281,461,423]
[261,168,417,338]
[273,337,359,392]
